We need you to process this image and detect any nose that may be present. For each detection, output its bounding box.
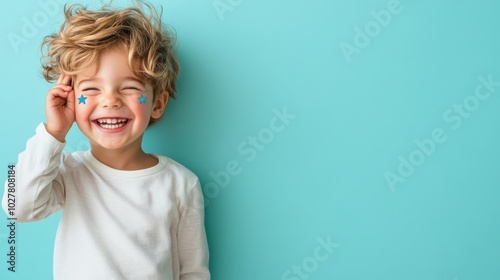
[99,91,122,108]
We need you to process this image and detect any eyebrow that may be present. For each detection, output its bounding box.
[77,77,145,88]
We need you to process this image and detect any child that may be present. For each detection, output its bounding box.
[2,1,210,279]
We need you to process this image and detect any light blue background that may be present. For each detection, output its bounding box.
[1,0,500,279]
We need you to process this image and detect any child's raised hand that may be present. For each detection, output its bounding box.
[45,74,75,142]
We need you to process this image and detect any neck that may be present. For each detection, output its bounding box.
[90,143,158,170]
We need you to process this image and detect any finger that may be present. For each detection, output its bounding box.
[47,89,69,102]
[57,74,64,84]
[56,74,71,87]
[66,90,75,109]
[48,86,69,95]
[51,84,73,92]
[61,74,71,86]
[47,97,66,108]
[46,95,67,108]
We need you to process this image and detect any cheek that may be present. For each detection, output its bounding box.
[74,94,94,122]
[126,95,153,117]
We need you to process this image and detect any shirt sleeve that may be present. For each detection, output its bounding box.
[178,179,210,280]
[1,123,67,222]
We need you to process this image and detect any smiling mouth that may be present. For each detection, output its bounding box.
[95,118,129,129]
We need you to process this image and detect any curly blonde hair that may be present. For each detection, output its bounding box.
[41,1,180,102]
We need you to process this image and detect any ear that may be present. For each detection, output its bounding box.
[151,91,169,119]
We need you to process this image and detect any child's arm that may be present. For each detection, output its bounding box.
[1,74,74,221]
[1,124,68,221]
[178,180,210,279]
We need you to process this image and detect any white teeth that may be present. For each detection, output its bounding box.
[96,118,128,129]
[98,122,126,129]
[96,118,127,124]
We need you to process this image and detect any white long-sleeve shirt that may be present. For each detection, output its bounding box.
[2,123,210,280]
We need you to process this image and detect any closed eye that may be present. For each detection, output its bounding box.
[121,87,143,94]
[81,88,100,96]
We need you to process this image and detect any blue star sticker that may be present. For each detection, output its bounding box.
[138,94,147,104]
[78,94,87,104]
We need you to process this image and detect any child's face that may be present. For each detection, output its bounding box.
[73,45,166,152]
